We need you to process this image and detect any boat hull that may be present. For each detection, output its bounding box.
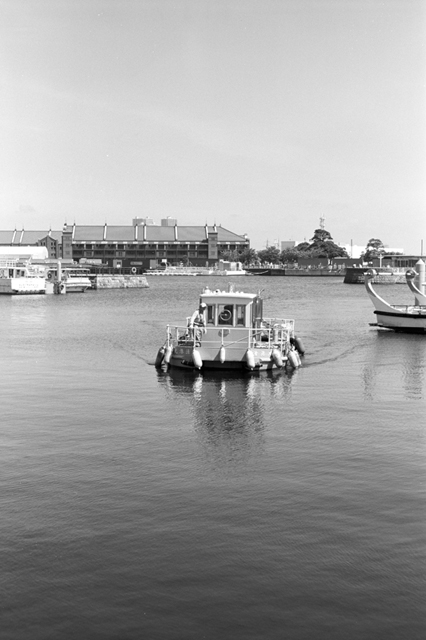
[0,277,46,295]
[168,343,287,371]
[374,310,426,333]
[63,277,92,293]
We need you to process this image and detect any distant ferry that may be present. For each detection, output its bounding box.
[0,258,46,295]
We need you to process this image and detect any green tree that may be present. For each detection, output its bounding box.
[237,247,258,265]
[295,241,311,253]
[310,228,334,244]
[280,248,301,263]
[311,241,347,259]
[308,228,348,259]
[257,246,281,264]
[218,248,240,261]
[218,247,258,265]
[362,238,385,262]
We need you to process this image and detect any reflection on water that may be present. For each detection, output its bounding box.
[2,278,425,640]
[362,331,426,401]
[157,368,296,470]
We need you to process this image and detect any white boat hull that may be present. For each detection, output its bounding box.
[0,277,46,295]
[215,270,247,276]
[365,269,426,333]
[168,342,287,371]
[373,310,426,333]
[63,277,91,293]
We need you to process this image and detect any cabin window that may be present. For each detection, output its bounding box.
[207,305,215,325]
[236,305,245,326]
[218,304,233,326]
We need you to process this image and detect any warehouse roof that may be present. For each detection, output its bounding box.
[0,224,248,245]
[64,224,247,243]
[0,230,62,244]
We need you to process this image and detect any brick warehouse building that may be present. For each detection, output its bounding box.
[0,220,250,271]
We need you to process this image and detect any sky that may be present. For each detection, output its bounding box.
[1,0,425,253]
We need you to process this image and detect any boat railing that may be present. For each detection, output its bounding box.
[391,305,426,314]
[251,319,294,349]
[0,259,19,269]
[166,319,294,350]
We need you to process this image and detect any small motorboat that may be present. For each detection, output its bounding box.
[155,284,304,371]
[46,266,92,293]
[365,269,426,333]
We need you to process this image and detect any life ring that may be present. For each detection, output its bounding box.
[131,267,137,274]
[219,309,232,323]
[47,272,53,280]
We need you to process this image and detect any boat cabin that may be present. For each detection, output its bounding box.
[199,288,261,329]
[0,258,46,294]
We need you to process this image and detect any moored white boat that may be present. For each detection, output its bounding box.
[155,284,305,372]
[145,261,249,276]
[62,268,92,292]
[46,266,92,293]
[365,269,426,333]
[145,266,211,276]
[213,260,248,276]
[0,258,46,295]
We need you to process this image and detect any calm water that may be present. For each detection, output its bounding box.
[1,277,425,639]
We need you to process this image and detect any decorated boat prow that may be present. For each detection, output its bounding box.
[405,268,426,305]
[364,269,426,333]
[156,284,304,372]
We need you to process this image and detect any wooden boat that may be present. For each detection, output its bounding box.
[155,284,304,371]
[365,269,426,333]
[0,258,46,295]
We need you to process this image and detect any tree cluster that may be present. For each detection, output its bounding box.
[360,238,402,263]
[219,228,349,266]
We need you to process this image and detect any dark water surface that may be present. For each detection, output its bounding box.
[1,277,425,639]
